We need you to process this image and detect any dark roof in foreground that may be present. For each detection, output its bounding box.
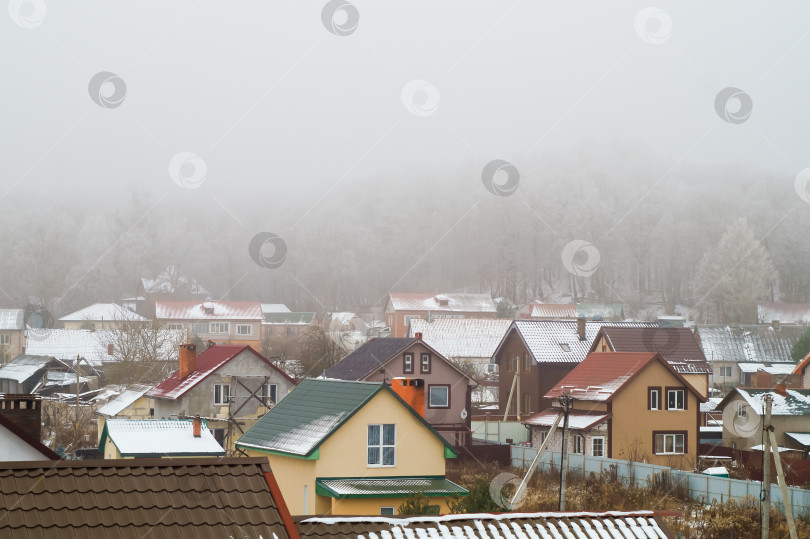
[324,338,415,379]
[296,511,675,538]
[0,457,296,539]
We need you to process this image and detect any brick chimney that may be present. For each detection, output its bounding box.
[107,343,114,356]
[414,332,423,340]
[178,344,197,380]
[576,316,586,341]
[775,383,787,397]
[192,414,202,438]
[0,394,42,442]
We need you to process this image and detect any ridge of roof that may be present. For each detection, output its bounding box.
[0,413,60,460]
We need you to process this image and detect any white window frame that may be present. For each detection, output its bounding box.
[367,424,396,467]
[420,353,430,373]
[720,366,732,377]
[0,334,9,345]
[428,385,449,408]
[191,322,209,334]
[667,389,685,411]
[166,323,184,331]
[650,389,660,411]
[403,353,413,373]
[214,383,230,406]
[236,324,253,336]
[654,433,685,455]
[591,436,605,457]
[263,383,278,404]
[573,434,584,454]
[737,403,747,418]
[210,322,230,334]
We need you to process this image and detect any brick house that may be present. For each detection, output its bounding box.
[384,293,496,338]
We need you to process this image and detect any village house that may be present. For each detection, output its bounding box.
[148,344,296,451]
[0,309,25,363]
[58,302,149,330]
[793,353,810,388]
[0,355,68,394]
[491,319,657,418]
[385,292,497,338]
[99,417,225,459]
[516,301,577,319]
[525,352,704,468]
[718,386,810,454]
[588,326,712,398]
[127,264,212,317]
[236,378,466,516]
[0,394,60,462]
[325,336,477,447]
[262,311,318,338]
[95,383,153,441]
[0,457,297,538]
[695,324,805,388]
[25,328,183,366]
[757,303,810,325]
[156,300,263,349]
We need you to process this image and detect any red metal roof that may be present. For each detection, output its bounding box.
[544,352,703,402]
[148,345,295,400]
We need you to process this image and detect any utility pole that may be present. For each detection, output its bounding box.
[558,392,572,511]
[762,395,772,539]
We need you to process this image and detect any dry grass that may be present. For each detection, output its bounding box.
[446,459,810,538]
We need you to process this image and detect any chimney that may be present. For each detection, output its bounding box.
[391,377,425,417]
[178,344,197,380]
[576,316,586,341]
[775,383,787,397]
[414,332,423,340]
[192,414,202,437]
[0,394,42,442]
[772,320,781,330]
[107,343,114,356]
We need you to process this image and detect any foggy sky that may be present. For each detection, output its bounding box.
[3,0,809,214]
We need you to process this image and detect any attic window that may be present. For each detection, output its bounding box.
[202,302,215,315]
[559,343,571,352]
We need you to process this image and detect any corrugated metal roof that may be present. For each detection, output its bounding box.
[502,320,658,364]
[522,409,611,431]
[696,325,805,363]
[758,303,810,324]
[59,303,147,322]
[596,327,712,374]
[730,388,810,416]
[408,318,511,359]
[0,457,293,538]
[100,419,225,456]
[261,303,291,314]
[96,384,152,417]
[297,511,673,539]
[263,312,316,325]
[148,345,294,400]
[325,338,415,380]
[25,329,183,366]
[155,301,263,320]
[316,477,467,498]
[0,309,24,330]
[388,293,497,313]
[0,355,57,383]
[738,363,797,374]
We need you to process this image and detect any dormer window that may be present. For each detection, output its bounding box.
[202,302,215,315]
[559,343,571,352]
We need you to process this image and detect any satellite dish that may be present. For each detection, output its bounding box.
[722,402,761,438]
[460,409,468,420]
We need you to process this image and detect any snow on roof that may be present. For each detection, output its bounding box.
[785,432,810,447]
[0,309,24,330]
[0,355,59,383]
[388,293,497,313]
[529,303,577,318]
[738,362,797,374]
[696,325,805,364]
[330,312,358,324]
[59,303,147,322]
[102,419,225,456]
[733,388,810,416]
[96,384,153,417]
[757,303,810,325]
[408,318,511,359]
[155,301,263,320]
[24,328,183,366]
[261,303,291,314]
[502,320,658,364]
[522,409,611,430]
[700,397,723,413]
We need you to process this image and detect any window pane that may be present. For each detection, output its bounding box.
[655,434,663,453]
[675,435,684,453]
[666,436,674,453]
[383,424,395,445]
[368,425,380,446]
[368,447,380,465]
[430,387,448,407]
[383,446,395,465]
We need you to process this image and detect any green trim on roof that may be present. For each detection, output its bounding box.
[236,444,320,460]
[315,476,468,499]
[444,446,457,459]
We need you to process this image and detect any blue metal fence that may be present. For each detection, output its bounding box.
[511,445,810,516]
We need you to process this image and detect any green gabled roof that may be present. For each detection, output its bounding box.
[235,378,457,458]
[263,312,315,324]
[315,476,468,499]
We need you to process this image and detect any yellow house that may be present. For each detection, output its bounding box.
[98,418,225,459]
[95,384,153,442]
[236,378,467,516]
[526,352,705,469]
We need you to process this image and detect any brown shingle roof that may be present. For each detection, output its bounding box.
[592,326,712,374]
[0,457,296,539]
